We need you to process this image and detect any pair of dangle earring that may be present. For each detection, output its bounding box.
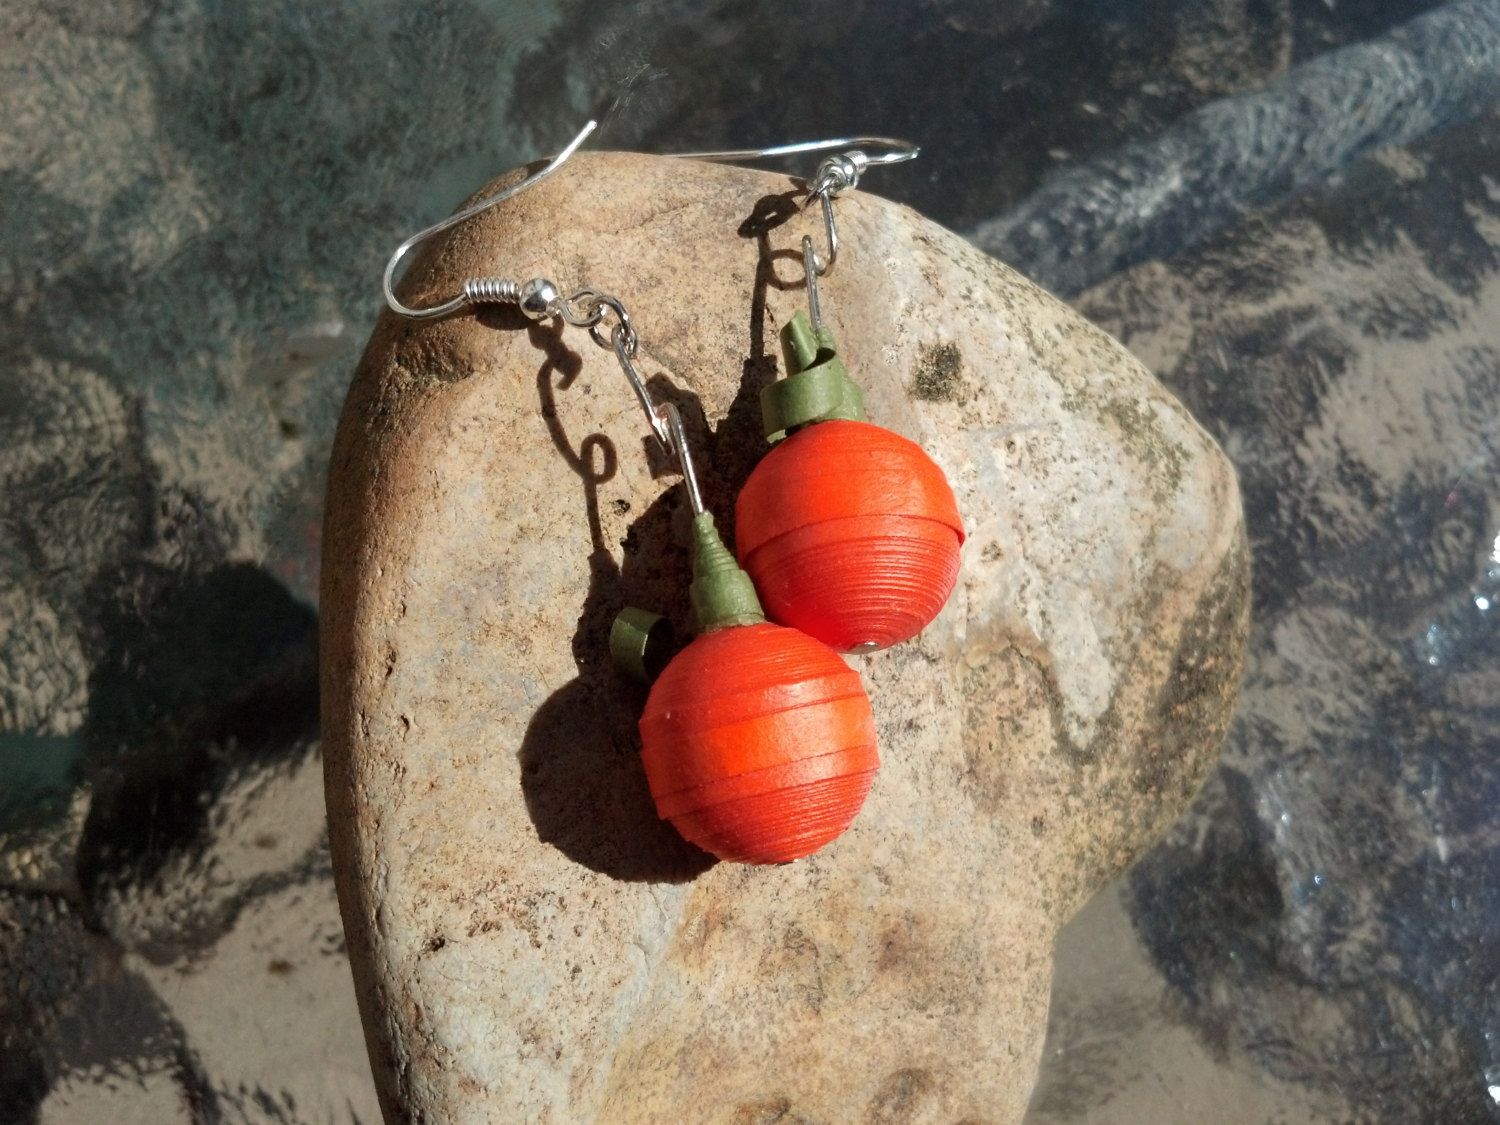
[383,121,960,863]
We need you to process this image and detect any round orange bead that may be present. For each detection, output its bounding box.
[735,419,965,652]
[639,622,878,864]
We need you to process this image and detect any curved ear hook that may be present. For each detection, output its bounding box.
[667,136,919,181]
[382,120,598,319]
[669,136,917,269]
[668,135,918,328]
[381,119,701,486]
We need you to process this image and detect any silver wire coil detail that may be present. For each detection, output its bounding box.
[462,277,523,306]
[808,151,867,199]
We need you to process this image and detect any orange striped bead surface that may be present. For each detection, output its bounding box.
[639,622,878,864]
[735,419,965,652]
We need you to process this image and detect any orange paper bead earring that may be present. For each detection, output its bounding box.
[730,149,965,652]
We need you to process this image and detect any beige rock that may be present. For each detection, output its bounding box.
[320,151,1249,1124]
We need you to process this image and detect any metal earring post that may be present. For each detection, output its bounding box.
[666,136,918,172]
[380,118,708,502]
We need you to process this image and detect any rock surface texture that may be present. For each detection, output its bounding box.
[320,151,1250,1124]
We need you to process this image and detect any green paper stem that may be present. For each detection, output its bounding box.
[688,511,765,632]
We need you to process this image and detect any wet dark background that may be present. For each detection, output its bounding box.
[4,0,1499,1120]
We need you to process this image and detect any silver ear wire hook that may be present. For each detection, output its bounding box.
[668,135,917,330]
[667,136,918,174]
[382,120,598,320]
[668,137,916,277]
[381,118,701,494]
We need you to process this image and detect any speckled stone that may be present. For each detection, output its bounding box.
[320,151,1250,1125]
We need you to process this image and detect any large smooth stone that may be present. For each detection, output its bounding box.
[320,151,1249,1124]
